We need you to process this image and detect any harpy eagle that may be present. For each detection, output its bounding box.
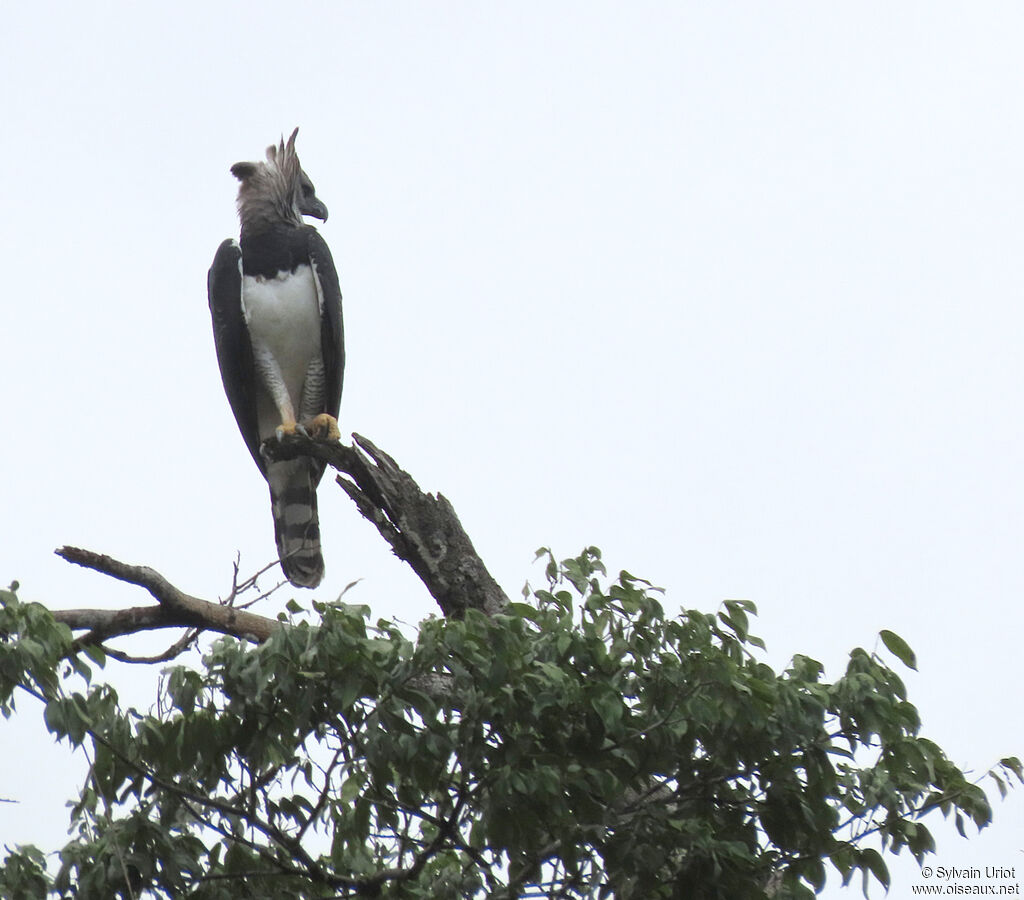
[208,129,344,588]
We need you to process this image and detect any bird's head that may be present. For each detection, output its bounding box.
[231,127,329,229]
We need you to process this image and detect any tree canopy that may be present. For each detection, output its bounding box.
[0,438,1019,899]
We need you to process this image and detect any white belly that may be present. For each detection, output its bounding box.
[241,265,322,436]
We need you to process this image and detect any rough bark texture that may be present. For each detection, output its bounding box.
[265,433,509,618]
[55,546,279,644]
[46,435,509,649]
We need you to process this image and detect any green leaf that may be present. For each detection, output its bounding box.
[83,644,106,668]
[860,848,890,891]
[990,771,1007,799]
[999,757,1024,783]
[879,629,917,670]
[42,699,65,736]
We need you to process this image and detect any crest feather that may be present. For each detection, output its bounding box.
[233,127,308,230]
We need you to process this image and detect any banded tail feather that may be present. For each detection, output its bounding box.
[267,459,325,588]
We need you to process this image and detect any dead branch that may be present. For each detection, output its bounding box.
[38,435,508,650]
[55,546,278,643]
[264,432,510,617]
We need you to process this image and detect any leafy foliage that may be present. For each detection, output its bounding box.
[0,556,1018,898]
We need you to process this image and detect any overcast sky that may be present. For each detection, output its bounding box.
[1,3,1022,895]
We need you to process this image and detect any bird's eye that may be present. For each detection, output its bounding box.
[302,182,315,196]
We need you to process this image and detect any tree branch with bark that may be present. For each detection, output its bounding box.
[1,435,1018,900]
[47,433,509,655]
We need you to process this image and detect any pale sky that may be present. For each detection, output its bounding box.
[1,3,1022,896]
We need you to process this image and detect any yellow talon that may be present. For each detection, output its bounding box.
[305,413,341,441]
[275,421,299,440]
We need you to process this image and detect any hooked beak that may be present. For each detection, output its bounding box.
[300,196,329,222]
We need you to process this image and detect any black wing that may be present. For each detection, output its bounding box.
[306,229,345,419]
[208,238,265,476]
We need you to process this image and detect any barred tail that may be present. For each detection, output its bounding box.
[267,459,325,588]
